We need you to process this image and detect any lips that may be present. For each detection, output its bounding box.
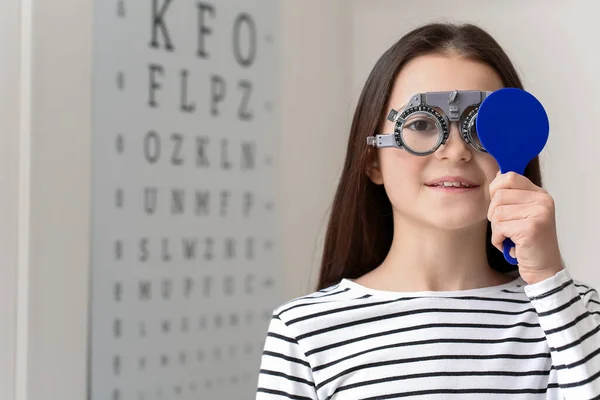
[425,176,480,188]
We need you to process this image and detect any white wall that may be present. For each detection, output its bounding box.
[0,1,23,399]
[351,0,600,288]
[280,0,353,297]
[25,0,92,398]
[1,1,93,397]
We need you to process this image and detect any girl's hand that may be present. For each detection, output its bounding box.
[488,172,564,285]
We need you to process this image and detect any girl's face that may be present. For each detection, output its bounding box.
[368,54,503,231]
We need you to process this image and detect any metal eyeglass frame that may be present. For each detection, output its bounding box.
[366,89,493,156]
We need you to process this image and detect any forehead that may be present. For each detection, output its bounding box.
[390,54,504,106]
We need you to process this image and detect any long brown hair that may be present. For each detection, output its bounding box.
[317,23,542,290]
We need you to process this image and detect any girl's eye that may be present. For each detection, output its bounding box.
[406,119,436,132]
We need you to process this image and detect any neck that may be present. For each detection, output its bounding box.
[378,213,506,292]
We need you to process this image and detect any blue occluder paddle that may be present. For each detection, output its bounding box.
[476,88,549,265]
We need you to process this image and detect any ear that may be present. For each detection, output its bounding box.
[366,156,384,185]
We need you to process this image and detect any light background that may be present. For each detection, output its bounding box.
[1,1,598,399]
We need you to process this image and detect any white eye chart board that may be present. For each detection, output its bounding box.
[90,1,282,399]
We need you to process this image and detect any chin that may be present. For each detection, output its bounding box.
[424,212,487,232]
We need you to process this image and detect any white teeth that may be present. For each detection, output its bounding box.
[435,181,472,188]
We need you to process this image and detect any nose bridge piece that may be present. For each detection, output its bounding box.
[438,120,471,157]
[440,120,460,144]
[426,89,486,123]
[447,90,460,121]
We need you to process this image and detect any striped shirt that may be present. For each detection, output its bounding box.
[256,268,600,399]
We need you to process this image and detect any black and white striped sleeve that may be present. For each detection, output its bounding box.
[524,267,600,399]
[256,313,318,400]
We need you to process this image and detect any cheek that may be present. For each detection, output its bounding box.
[379,149,428,192]
[476,154,499,201]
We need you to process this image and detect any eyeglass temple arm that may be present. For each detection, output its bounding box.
[367,108,404,148]
[367,134,398,148]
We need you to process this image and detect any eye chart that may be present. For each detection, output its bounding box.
[90,1,281,399]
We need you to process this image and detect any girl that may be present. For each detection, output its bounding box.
[257,23,600,399]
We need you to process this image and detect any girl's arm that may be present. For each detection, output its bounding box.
[256,313,318,400]
[524,268,600,399]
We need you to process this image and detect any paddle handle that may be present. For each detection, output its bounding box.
[503,238,518,265]
[498,166,524,266]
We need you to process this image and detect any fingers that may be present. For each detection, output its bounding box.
[490,219,522,253]
[487,173,559,267]
[489,172,545,200]
[487,189,537,220]
[491,208,552,250]
[489,203,546,223]
[487,189,554,221]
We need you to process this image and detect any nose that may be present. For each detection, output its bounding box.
[434,121,472,162]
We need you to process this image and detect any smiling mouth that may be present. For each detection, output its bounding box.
[425,181,479,188]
